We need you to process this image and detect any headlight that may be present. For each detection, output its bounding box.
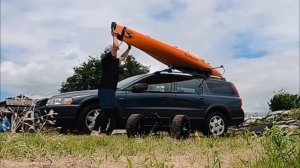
[46,97,73,106]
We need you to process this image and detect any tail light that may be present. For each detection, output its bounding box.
[232,83,242,107]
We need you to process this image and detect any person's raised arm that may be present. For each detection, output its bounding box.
[111,31,119,56]
[119,44,131,63]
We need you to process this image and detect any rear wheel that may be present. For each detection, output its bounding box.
[170,115,190,139]
[126,114,146,138]
[78,104,115,134]
[203,111,227,137]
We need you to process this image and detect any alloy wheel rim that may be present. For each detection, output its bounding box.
[209,116,225,136]
[86,109,110,131]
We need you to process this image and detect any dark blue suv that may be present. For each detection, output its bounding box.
[35,69,244,136]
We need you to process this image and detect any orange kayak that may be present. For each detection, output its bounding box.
[114,23,222,77]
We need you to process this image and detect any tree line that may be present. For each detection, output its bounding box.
[60,54,150,92]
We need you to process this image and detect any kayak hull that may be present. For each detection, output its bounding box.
[115,24,222,77]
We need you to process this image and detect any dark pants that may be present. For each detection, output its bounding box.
[93,89,115,132]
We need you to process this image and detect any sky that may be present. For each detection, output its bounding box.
[0,0,299,114]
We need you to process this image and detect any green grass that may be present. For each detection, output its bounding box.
[0,128,299,168]
[249,127,300,168]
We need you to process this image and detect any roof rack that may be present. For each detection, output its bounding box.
[154,67,226,80]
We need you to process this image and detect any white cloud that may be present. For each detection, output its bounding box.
[226,49,299,113]
[1,0,299,114]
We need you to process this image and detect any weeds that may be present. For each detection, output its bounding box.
[126,157,133,168]
[249,127,300,168]
[291,108,300,122]
[1,96,58,134]
[242,131,255,146]
[205,151,221,168]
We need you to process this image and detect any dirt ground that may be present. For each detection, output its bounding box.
[0,148,261,168]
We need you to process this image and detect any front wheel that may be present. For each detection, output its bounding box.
[77,104,115,134]
[203,111,228,137]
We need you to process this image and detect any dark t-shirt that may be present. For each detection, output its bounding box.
[98,52,120,90]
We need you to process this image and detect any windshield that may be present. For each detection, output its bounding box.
[117,74,146,89]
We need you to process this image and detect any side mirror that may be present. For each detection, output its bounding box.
[132,83,148,93]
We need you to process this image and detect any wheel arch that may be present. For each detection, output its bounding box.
[76,96,122,123]
[76,97,99,118]
[205,105,231,123]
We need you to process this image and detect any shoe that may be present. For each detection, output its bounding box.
[90,130,100,137]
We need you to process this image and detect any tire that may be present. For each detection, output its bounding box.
[203,111,228,137]
[126,114,145,138]
[170,115,190,139]
[77,104,115,134]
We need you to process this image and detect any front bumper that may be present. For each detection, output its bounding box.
[34,104,80,126]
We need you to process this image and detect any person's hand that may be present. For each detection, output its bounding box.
[111,30,118,36]
[127,44,131,50]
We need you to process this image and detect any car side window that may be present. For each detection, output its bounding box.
[206,80,235,96]
[143,75,173,93]
[175,77,204,95]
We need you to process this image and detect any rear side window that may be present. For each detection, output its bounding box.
[175,77,204,95]
[206,80,236,96]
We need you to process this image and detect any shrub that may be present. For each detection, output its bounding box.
[292,95,300,109]
[268,90,300,111]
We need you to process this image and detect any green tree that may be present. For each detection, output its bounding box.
[60,55,150,93]
[119,55,150,81]
[268,90,300,111]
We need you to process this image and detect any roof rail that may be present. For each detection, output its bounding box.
[155,67,210,75]
[154,67,226,80]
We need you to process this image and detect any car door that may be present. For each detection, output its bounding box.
[124,74,175,118]
[174,76,209,119]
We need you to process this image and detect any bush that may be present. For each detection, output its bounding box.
[293,95,300,109]
[268,90,300,111]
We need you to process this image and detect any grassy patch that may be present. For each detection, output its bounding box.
[0,129,299,167]
[251,127,300,168]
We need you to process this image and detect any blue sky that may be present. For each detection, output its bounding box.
[232,33,268,58]
[1,0,299,113]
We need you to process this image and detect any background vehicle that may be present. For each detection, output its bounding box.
[35,69,244,136]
